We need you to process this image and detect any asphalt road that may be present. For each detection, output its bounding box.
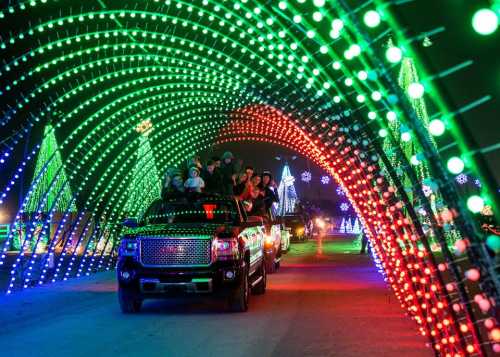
[0,238,431,357]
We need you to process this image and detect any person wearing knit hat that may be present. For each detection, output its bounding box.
[221,151,234,161]
[184,166,205,193]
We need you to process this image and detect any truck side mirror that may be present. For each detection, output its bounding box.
[242,215,263,227]
[247,216,263,224]
[122,218,138,228]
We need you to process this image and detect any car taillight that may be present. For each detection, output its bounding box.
[264,234,274,249]
[212,237,239,260]
[295,227,305,235]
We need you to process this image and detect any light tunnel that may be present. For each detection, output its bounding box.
[0,0,498,355]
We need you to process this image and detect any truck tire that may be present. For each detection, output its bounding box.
[228,268,249,312]
[275,260,281,271]
[252,261,266,295]
[266,256,276,274]
[118,286,142,313]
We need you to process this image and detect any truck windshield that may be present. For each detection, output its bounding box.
[142,198,240,225]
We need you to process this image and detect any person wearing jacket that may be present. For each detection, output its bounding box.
[201,159,223,194]
[233,172,249,196]
[260,171,279,212]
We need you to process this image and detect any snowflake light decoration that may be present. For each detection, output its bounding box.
[336,186,345,196]
[321,175,330,185]
[301,171,312,183]
[422,184,433,197]
[340,202,350,212]
[418,207,427,216]
[455,174,468,185]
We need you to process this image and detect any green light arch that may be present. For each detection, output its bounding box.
[0,1,498,355]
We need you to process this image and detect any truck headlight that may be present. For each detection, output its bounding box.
[213,237,239,260]
[120,239,137,256]
[315,218,325,229]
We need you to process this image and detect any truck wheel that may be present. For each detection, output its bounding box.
[266,257,276,274]
[275,260,281,271]
[118,286,142,313]
[252,261,266,295]
[228,268,249,312]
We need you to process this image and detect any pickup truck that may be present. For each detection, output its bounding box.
[116,194,267,313]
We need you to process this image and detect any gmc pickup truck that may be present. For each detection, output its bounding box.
[116,194,267,313]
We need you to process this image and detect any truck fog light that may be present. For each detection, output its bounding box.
[225,270,235,279]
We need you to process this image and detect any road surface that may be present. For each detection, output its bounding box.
[0,238,431,357]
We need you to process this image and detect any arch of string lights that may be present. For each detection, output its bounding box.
[0,0,498,355]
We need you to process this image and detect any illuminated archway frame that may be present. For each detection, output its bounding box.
[0,0,498,355]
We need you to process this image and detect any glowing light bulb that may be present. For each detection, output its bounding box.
[428,119,445,136]
[472,8,498,35]
[356,94,365,103]
[401,132,411,142]
[332,19,344,31]
[408,82,425,99]
[446,157,464,174]
[486,235,500,253]
[386,111,397,122]
[313,12,323,22]
[371,91,382,101]
[364,10,381,28]
[350,44,361,56]
[386,46,402,63]
[467,195,484,213]
[378,129,388,138]
[358,71,368,80]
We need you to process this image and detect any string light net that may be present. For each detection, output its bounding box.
[0,1,497,354]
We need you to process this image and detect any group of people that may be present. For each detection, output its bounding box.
[161,151,279,217]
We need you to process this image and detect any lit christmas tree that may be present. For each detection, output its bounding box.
[339,217,346,234]
[352,218,362,234]
[21,124,76,253]
[277,163,298,215]
[123,120,161,217]
[25,124,77,213]
[345,218,353,234]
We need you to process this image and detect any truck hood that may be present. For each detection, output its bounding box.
[123,223,227,237]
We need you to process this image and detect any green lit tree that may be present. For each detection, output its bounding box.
[19,124,76,253]
[26,124,76,213]
[123,120,161,217]
[383,48,432,186]
[382,43,461,247]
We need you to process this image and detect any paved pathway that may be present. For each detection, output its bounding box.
[0,238,431,357]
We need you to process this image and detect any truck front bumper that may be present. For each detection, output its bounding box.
[138,277,213,294]
[117,257,244,297]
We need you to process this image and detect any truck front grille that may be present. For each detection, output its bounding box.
[139,237,212,267]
